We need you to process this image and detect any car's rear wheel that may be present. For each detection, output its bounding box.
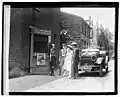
[99,66,104,77]
[105,62,108,73]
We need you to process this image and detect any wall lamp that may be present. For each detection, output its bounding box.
[33,8,41,12]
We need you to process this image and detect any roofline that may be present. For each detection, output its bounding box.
[61,11,91,28]
[61,11,84,21]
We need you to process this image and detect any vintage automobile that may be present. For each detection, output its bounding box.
[78,48,109,77]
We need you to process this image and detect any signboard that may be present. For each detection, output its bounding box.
[29,25,51,36]
[36,53,46,66]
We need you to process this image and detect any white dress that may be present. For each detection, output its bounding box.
[63,50,73,72]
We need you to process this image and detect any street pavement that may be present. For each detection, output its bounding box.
[26,59,115,92]
[9,75,61,92]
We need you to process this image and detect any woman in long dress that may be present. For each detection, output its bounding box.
[63,45,74,78]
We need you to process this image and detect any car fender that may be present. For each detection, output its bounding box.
[105,55,108,64]
[95,57,104,64]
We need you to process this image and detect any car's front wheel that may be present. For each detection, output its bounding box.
[105,62,108,73]
[106,67,108,73]
[99,66,104,77]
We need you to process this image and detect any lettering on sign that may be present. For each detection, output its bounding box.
[29,25,51,35]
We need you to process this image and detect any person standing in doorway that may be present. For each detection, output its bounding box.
[50,44,56,76]
[71,42,80,79]
[59,43,67,75]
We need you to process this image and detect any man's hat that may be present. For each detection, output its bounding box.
[62,43,66,46]
[52,44,55,46]
[67,45,72,49]
[71,42,77,45]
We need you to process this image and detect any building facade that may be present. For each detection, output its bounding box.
[60,12,92,50]
[9,8,60,78]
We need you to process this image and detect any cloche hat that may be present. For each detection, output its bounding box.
[67,45,72,49]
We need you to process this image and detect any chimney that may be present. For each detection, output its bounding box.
[89,16,91,26]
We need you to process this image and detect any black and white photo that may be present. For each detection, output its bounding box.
[1,2,119,95]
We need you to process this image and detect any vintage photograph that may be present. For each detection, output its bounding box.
[2,2,118,95]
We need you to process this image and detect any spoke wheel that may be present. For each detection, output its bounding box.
[99,66,104,77]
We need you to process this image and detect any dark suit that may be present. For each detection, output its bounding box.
[50,47,56,75]
[72,48,79,78]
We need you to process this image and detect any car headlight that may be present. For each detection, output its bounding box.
[91,55,97,61]
[95,57,104,64]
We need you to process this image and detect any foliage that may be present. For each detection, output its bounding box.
[97,27,114,51]
[60,29,73,48]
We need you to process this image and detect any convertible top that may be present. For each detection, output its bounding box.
[82,49,100,52]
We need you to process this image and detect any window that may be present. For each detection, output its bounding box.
[88,28,89,37]
[81,39,84,48]
[85,24,86,36]
[86,26,88,37]
[82,23,84,34]
[90,29,93,38]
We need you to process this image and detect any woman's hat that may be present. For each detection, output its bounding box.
[67,45,72,49]
[71,42,77,45]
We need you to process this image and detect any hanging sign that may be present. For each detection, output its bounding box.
[29,25,51,36]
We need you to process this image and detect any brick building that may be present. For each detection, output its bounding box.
[9,8,60,78]
[60,12,93,50]
[8,8,93,78]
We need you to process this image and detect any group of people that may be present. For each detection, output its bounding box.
[50,42,80,79]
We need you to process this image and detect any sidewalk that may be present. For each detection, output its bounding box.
[9,75,61,92]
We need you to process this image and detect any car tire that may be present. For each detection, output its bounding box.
[99,66,104,77]
[106,67,108,73]
[105,62,108,73]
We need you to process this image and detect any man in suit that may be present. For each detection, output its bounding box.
[71,42,80,79]
[50,44,56,76]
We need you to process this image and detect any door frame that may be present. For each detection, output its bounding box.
[29,26,51,74]
[30,33,34,71]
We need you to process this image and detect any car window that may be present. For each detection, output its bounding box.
[82,51,98,55]
[88,51,97,54]
[100,51,106,54]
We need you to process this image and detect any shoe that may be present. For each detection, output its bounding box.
[50,73,54,76]
[62,74,65,77]
[68,77,71,79]
[58,73,62,75]
[73,77,76,79]
[70,77,74,79]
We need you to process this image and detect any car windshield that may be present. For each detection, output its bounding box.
[82,51,98,55]
[99,51,106,54]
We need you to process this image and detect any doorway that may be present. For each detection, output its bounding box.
[30,34,50,74]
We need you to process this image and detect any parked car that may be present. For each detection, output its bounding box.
[78,48,109,77]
